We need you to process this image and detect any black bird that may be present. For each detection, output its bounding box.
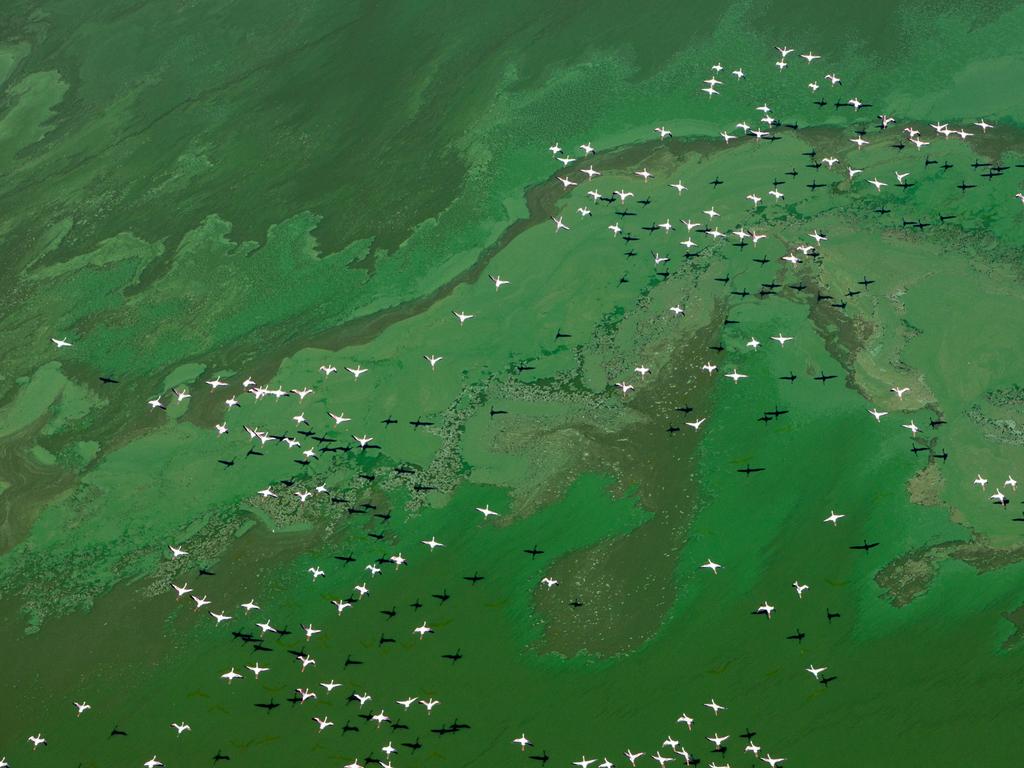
[737,464,766,475]
[381,416,397,427]
[409,418,434,428]
[490,407,508,417]
[569,598,584,609]
[380,606,397,620]
[674,405,694,414]
[441,648,463,663]
[826,609,841,623]
[254,699,280,713]
[212,751,230,763]
[788,282,807,292]
[109,726,127,738]
[806,180,825,191]
[820,675,838,687]
[98,376,119,384]
[524,546,544,558]
[198,568,215,577]
[779,373,797,383]
[874,206,891,215]
[813,372,837,383]
[858,276,875,287]
[401,737,423,751]
[379,634,395,646]
[933,449,949,462]
[529,752,551,764]
[667,425,681,434]
[554,329,572,340]
[786,629,806,643]
[432,589,450,604]
[218,459,235,468]
[344,655,363,667]
[410,598,423,611]
[930,418,946,428]
[740,728,757,740]
[710,176,724,187]
[463,572,484,584]
[785,168,799,177]
[516,364,535,373]
[342,720,360,734]
[850,540,879,552]
[957,180,977,192]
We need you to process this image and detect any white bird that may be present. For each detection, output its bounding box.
[762,756,786,767]
[540,577,559,589]
[701,362,717,374]
[144,757,164,768]
[746,337,761,351]
[191,594,210,610]
[413,622,433,638]
[52,337,73,348]
[868,408,888,422]
[655,126,672,139]
[74,701,91,716]
[214,423,228,435]
[701,559,722,574]
[476,505,499,518]
[686,418,706,431]
[891,386,910,399]
[171,722,191,734]
[635,168,653,182]
[974,474,988,489]
[705,699,725,715]
[313,716,334,731]
[328,412,351,425]
[241,599,260,613]
[824,511,845,526]
[725,369,748,383]
[1005,476,1017,490]
[353,435,374,448]
[616,381,634,395]
[221,668,242,683]
[424,354,443,370]
[168,545,188,559]
[422,537,444,550]
[246,663,269,678]
[793,581,809,598]
[514,734,533,751]
[676,713,693,729]
[806,665,827,679]
[346,365,368,379]
[308,566,325,579]
[490,274,510,290]
[625,750,646,766]
[209,611,232,624]
[172,583,191,598]
[320,364,337,376]
[670,181,687,194]
[771,334,792,346]
[756,601,775,618]
[421,698,440,713]
[669,305,685,316]
[902,420,920,434]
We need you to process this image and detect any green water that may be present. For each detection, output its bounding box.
[2,0,1024,765]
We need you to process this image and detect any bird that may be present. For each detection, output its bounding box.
[514,734,532,751]
[74,701,91,716]
[453,311,474,325]
[168,545,188,559]
[793,581,809,598]
[144,758,164,768]
[476,505,499,518]
[824,511,845,526]
[701,559,722,574]
[868,408,888,421]
[171,722,191,734]
[425,354,443,370]
[806,665,827,679]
